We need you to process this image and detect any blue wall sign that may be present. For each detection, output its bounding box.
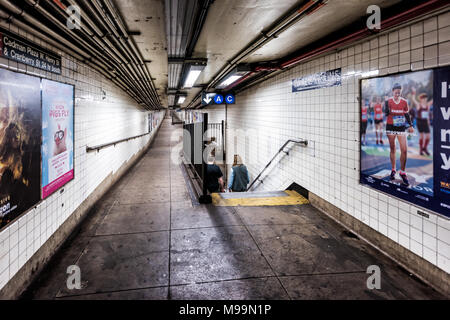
[292,68,341,93]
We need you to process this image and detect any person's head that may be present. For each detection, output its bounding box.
[392,83,402,99]
[207,156,215,165]
[419,93,428,105]
[376,96,381,103]
[233,155,243,167]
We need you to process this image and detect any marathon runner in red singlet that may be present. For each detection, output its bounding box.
[385,83,414,186]
[372,97,384,145]
[361,101,369,146]
[411,88,433,156]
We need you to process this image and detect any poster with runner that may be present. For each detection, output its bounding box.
[360,67,450,218]
[0,68,41,229]
[41,79,74,199]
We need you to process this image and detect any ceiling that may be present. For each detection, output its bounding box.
[2,0,439,111]
[172,0,404,108]
[75,0,440,110]
[113,0,168,107]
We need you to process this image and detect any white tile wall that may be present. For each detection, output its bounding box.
[207,11,450,274]
[0,21,165,290]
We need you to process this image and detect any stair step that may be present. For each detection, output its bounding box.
[212,190,309,207]
[220,191,289,199]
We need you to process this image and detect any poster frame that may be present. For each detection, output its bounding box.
[41,77,76,200]
[0,66,76,233]
[358,66,450,220]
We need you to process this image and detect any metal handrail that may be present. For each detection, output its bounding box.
[247,139,308,191]
[86,133,150,153]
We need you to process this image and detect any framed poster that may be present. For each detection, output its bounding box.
[360,67,450,218]
[148,113,153,133]
[0,68,42,229]
[41,79,74,199]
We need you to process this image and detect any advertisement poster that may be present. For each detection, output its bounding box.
[41,79,74,199]
[360,67,450,218]
[153,112,159,129]
[148,113,153,133]
[292,68,341,93]
[0,68,41,229]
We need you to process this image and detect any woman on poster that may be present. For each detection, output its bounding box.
[371,96,384,145]
[410,88,433,156]
[361,100,369,146]
[385,83,414,187]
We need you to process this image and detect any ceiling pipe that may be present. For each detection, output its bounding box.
[281,0,448,68]
[0,0,155,109]
[192,0,449,108]
[186,0,325,109]
[0,9,138,103]
[101,0,162,107]
[0,4,149,106]
[49,0,161,109]
[207,0,324,90]
[42,0,158,109]
[75,0,161,108]
[177,0,214,90]
[76,0,160,108]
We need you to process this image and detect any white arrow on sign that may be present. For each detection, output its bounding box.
[203,96,212,104]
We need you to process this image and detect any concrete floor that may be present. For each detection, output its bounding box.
[23,116,445,300]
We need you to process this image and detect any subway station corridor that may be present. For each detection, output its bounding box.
[0,0,449,306]
[22,116,443,300]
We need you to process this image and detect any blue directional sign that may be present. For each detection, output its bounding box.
[213,94,224,104]
[201,92,216,106]
[202,92,236,105]
[225,94,235,104]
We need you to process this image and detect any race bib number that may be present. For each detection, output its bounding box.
[393,116,405,127]
[421,111,429,119]
[362,114,368,120]
[375,114,383,120]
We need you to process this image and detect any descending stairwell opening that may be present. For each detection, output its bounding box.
[287,182,309,200]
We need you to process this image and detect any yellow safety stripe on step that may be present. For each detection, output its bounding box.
[211,190,309,207]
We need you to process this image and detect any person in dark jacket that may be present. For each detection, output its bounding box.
[228,155,250,192]
[206,157,225,193]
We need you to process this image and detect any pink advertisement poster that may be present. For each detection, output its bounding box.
[41,79,74,199]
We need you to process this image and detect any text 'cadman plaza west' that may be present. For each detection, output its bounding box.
[0,0,449,309]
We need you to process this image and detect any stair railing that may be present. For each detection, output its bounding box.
[247,139,308,191]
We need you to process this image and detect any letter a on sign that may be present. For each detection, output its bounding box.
[214,94,224,104]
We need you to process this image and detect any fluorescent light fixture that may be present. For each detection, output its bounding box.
[177,96,186,104]
[168,95,175,106]
[218,75,242,88]
[216,64,252,89]
[344,70,379,79]
[183,65,205,88]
